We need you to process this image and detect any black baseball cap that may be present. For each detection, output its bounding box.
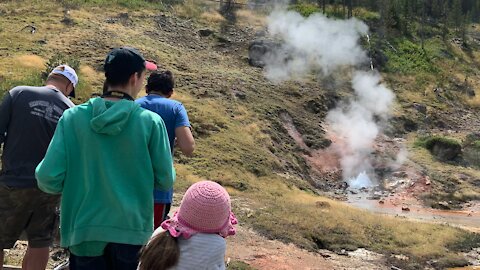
[104,47,157,80]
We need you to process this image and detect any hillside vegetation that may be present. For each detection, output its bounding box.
[1,1,480,269]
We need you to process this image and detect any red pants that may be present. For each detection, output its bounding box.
[153,203,171,229]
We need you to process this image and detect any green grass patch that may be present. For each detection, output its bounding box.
[384,39,439,74]
[289,3,379,21]
[289,3,320,17]
[352,7,380,21]
[414,135,461,150]
[0,73,43,97]
[57,0,166,9]
[249,187,480,268]
[227,261,256,270]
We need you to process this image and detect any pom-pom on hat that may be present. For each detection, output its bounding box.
[161,181,237,239]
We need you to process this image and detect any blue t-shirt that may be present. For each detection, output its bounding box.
[136,94,191,203]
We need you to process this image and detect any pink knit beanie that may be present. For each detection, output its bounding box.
[161,181,238,239]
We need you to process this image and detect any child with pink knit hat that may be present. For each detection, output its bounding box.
[139,180,238,270]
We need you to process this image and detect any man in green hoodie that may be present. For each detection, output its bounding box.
[35,47,175,270]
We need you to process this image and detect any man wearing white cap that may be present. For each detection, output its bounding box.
[0,65,77,270]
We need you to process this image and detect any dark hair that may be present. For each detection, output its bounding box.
[139,231,180,270]
[105,69,144,87]
[104,47,147,87]
[146,70,174,95]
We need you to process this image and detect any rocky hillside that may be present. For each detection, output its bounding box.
[0,1,479,269]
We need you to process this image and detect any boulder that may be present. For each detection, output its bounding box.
[413,102,427,114]
[438,201,450,209]
[248,39,279,68]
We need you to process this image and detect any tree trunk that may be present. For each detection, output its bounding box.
[348,0,353,18]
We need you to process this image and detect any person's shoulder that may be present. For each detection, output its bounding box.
[137,105,163,122]
[135,96,148,104]
[61,99,90,117]
[170,99,184,106]
[8,85,40,96]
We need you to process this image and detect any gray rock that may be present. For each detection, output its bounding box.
[248,39,279,68]
[413,103,427,114]
[198,29,214,37]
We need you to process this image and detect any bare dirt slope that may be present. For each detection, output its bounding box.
[227,225,388,270]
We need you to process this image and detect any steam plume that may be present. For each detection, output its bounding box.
[265,10,368,83]
[263,7,396,185]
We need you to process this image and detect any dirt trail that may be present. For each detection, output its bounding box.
[227,225,388,270]
[3,224,389,270]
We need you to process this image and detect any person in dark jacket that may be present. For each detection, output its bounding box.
[0,65,77,270]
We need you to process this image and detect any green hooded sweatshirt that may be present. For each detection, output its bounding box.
[35,97,175,251]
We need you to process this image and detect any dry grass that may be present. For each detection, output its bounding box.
[172,0,203,19]
[407,133,480,204]
[14,55,45,69]
[79,65,102,83]
[464,96,480,107]
[236,9,266,28]
[0,55,44,81]
[200,10,226,24]
[248,178,469,259]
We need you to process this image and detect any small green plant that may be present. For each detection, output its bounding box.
[227,261,256,270]
[55,0,165,9]
[423,136,461,151]
[415,136,458,150]
[384,39,439,74]
[42,53,80,81]
[0,73,43,97]
[289,3,320,17]
[416,135,462,161]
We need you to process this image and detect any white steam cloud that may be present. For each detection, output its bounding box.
[265,10,369,83]
[326,72,395,180]
[263,8,397,186]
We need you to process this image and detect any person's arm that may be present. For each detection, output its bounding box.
[175,126,195,156]
[175,103,195,156]
[35,118,67,194]
[150,118,175,191]
[0,92,12,145]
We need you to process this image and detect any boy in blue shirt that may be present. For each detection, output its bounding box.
[136,70,195,229]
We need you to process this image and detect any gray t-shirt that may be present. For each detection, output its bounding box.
[172,233,226,270]
[141,228,227,270]
[0,86,74,188]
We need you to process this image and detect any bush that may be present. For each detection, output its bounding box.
[430,255,469,269]
[0,74,43,97]
[289,3,320,17]
[227,261,255,270]
[55,0,166,9]
[416,136,462,161]
[42,53,80,81]
[462,133,480,166]
[384,39,439,74]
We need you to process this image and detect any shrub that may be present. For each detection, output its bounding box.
[384,39,439,74]
[462,133,480,166]
[289,3,320,17]
[0,74,43,97]
[227,261,255,270]
[415,136,462,161]
[42,53,80,81]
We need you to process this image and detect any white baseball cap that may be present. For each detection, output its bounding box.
[50,65,78,97]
